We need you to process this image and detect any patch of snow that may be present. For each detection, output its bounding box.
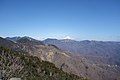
[64,36,71,39]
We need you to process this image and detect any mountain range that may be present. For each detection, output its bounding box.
[0,36,87,80]
[0,36,120,80]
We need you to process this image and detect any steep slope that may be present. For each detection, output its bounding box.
[0,46,86,80]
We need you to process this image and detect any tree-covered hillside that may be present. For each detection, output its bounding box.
[0,46,87,80]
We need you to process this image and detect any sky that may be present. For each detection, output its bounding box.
[0,0,120,41]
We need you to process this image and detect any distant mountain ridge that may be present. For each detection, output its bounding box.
[6,36,21,42]
[43,38,120,65]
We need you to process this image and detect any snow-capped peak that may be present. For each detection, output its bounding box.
[64,36,71,39]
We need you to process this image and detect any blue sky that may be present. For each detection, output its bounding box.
[0,0,120,41]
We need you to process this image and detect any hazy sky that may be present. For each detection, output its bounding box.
[0,0,120,41]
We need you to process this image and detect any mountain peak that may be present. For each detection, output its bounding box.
[17,37,44,45]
